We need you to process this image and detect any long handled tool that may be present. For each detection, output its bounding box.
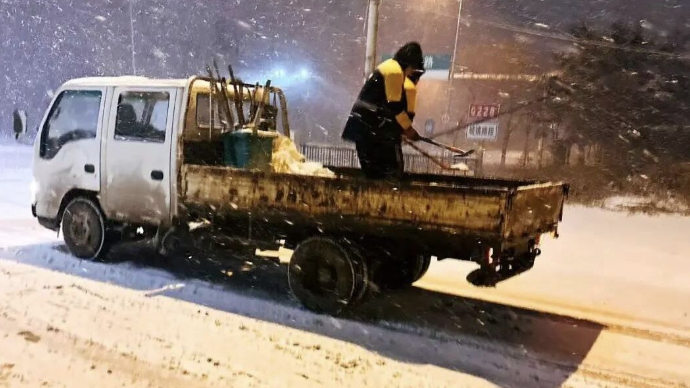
[252,80,271,134]
[227,65,246,126]
[403,139,469,171]
[418,136,475,158]
[212,60,235,131]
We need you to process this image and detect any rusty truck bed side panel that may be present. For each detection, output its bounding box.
[181,165,508,236]
[502,182,568,241]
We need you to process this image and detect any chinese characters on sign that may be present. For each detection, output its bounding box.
[467,103,500,141]
[423,56,435,70]
[467,123,498,140]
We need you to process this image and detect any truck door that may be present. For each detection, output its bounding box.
[33,88,107,220]
[103,87,178,226]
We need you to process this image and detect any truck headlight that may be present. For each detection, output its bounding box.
[30,179,39,203]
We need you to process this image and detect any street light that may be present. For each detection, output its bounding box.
[299,68,311,79]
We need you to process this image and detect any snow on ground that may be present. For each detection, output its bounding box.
[0,143,35,220]
[1,142,690,387]
[422,205,690,338]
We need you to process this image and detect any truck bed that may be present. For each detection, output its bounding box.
[180,164,567,249]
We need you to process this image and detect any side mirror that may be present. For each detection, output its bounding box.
[13,109,27,140]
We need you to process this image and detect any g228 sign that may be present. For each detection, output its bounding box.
[468,104,501,119]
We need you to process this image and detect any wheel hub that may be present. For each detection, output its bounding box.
[316,263,337,291]
[70,212,92,246]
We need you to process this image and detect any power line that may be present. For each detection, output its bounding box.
[429,95,550,140]
[454,71,561,82]
[461,17,690,60]
[401,4,690,60]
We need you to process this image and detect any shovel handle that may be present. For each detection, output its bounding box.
[419,137,473,157]
[403,139,452,170]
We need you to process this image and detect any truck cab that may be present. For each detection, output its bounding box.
[32,76,187,255]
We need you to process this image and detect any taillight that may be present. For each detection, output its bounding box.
[484,247,494,265]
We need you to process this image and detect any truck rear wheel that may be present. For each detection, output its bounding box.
[288,237,368,315]
[62,198,116,260]
[373,254,431,290]
[412,255,432,283]
[158,226,193,257]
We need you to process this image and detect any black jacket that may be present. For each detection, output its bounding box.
[342,59,416,143]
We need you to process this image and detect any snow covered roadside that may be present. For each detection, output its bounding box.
[3,246,690,388]
[0,143,57,246]
[2,142,690,387]
[0,143,553,387]
[1,257,512,388]
[0,143,34,219]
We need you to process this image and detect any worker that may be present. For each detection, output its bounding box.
[13,109,23,140]
[342,42,426,179]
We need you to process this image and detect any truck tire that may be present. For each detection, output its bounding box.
[62,198,116,260]
[347,244,370,304]
[158,226,193,257]
[412,254,432,283]
[373,254,431,290]
[288,237,368,315]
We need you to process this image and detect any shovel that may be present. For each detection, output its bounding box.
[403,139,469,171]
[418,136,475,158]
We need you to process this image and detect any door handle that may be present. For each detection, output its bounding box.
[151,170,164,181]
[84,164,95,174]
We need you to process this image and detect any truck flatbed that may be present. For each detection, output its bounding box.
[181,164,567,263]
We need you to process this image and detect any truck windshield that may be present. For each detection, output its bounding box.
[39,90,102,160]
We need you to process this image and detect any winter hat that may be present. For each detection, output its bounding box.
[394,42,425,70]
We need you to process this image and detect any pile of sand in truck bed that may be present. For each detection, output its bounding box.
[272,134,335,178]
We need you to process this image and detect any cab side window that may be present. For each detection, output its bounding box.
[114,91,170,143]
[40,90,102,159]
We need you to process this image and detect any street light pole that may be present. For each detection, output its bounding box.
[446,0,463,140]
[129,0,137,75]
[449,0,464,81]
[364,0,381,78]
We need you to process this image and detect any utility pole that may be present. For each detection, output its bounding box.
[364,0,381,78]
[445,0,463,137]
[449,0,464,82]
[129,0,137,75]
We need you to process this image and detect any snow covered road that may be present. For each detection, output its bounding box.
[1,142,690,387]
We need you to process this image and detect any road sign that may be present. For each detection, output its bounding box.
[381,54,451,80]
[468,104,501,119]
[424,119,435,135]
[467,122,499,141]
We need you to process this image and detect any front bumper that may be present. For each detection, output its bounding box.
[37,216,60,232]
[34,203,59,231]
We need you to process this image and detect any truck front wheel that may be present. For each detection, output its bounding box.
[288,237,368,315]
[62,198,115,260]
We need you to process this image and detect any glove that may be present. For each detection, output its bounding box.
[403,127,421,142]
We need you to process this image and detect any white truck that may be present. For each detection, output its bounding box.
[27,75,568,314]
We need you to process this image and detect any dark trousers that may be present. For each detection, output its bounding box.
[355,139,404,180]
